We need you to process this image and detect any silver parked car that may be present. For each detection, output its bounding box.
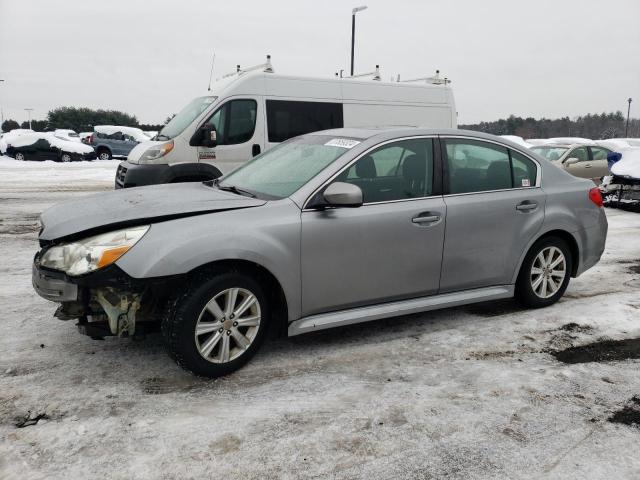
[32,128,608,377]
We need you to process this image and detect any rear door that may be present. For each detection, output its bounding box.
[588,146,612,179]
[439,137,545,292]
[300,137,446,316]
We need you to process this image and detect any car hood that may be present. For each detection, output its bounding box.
[39,182,266,242]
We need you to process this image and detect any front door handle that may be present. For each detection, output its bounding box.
[516,201,538,212]
[412,214,441,225]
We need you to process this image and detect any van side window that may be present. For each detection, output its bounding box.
[444,139,511,194]
[205,99,257,145]
[266,100,343,143]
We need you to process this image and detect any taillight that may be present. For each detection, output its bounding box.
[589,187,603,207]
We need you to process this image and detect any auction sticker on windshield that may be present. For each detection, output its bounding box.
[325,138,361,149]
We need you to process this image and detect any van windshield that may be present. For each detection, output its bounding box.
[217,135,357,199]
[158,96,217,140]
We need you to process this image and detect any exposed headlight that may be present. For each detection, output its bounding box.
[40,225,150,276]
[138,140,174,164]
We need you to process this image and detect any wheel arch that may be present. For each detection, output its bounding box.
[513,228,580,282]
[188,259,289,338]
[168,163,222,184]
[96,145,112,156]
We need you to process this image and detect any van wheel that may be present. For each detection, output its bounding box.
[97,149,111,160]
[515,236,572,308]
[162,272,269,378]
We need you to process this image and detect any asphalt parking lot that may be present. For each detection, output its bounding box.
[1,159,639,479]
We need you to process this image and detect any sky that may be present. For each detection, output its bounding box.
[0,0,639,126]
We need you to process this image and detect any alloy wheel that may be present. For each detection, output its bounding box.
[530,246,566,299]
[61,153,71,162]
[15,153,25,161]
[194,287,261,363]
[99,152,110,160]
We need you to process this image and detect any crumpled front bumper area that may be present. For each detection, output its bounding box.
[32,256,78,302]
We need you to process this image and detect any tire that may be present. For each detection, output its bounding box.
[162,271,269,378]
[97,149,111,161]
[60,152,72,163]
[515,236,572,308]
[15,152,25,161]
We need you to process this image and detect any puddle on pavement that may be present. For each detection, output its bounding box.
[552,338,640,364]
[609,397,640,427]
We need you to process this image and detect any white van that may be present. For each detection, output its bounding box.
[117,61,456,188]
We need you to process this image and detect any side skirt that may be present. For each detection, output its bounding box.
[288,285,515,336]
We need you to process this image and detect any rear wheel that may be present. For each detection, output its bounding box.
[515,236,572,308]
[97,149,111,161]
[162,272,269,377]
[15,152,25,161]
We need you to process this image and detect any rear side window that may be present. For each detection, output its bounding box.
[266,100,343,143]
[590,147,610,160]
[510,150,537,188]
[445,139,510,194]
[444,139,538,194]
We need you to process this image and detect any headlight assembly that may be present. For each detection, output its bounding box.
[138,140,174,164]
[40,225,150,276]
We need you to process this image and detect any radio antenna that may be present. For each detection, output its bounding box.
[207,53,216,91]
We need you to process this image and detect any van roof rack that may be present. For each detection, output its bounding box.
[399,70,451,85]
[341,65,381,81]
[221,55,274,79]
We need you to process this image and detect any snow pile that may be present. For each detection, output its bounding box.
[95,125,149,142]
[610,148,640,179]
[499,135,532,148]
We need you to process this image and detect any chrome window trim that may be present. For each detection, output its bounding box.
[302,135,439,211]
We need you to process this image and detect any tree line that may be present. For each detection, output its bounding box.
[1,107,167,133]
[460,111,640,140]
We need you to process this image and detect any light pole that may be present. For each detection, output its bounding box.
[626,98,632,137]
[24,108,34,130]
[350,5,367,76]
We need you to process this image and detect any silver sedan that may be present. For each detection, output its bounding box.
[32,128,608,377]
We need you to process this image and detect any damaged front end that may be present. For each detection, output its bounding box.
[601,175,640,209]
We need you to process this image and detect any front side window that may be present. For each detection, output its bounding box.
[336,138,434,203]
[568,147,589,162]
[266,100,343,143]
[445,139,511,194]
[204,99,257,145]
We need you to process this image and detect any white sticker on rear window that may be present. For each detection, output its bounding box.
[325,138,361,149]
[522,178,531,187]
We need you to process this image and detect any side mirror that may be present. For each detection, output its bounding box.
[190,125,218,147]
[564,157,579,166]
[323,182,363,208]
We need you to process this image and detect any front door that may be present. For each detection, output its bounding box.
[300,137,446,316]
[439,138,546,292]
[197,97,262,174]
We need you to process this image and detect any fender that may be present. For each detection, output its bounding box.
[167,162,221,182]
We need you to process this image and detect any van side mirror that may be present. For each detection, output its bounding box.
[323,182,363,208]
[564,157,579,166]
[190,125,218,148]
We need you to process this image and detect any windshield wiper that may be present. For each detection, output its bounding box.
[217,183,256,198]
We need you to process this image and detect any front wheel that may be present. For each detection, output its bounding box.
[162,272,269,377]
[97,149,111,161]
[515,236,572,308]
[15,152,25,161]
[60,152,72,163]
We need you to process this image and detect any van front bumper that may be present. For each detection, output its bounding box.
[115,161,172,189]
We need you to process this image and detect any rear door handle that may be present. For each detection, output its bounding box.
[516,201,538,212]
[412,214,441,225]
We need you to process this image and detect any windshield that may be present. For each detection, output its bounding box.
[531,146,569,161]
[158,96,217,139]
[218,135,359,199]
